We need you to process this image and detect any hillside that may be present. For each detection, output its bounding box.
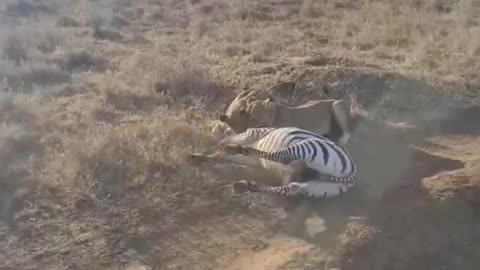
[1,0,480,269]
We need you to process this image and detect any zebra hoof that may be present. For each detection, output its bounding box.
[233,180,249,194]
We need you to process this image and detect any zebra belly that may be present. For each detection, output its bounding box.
[297,181,349,198]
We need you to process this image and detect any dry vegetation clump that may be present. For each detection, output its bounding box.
[56,15,81,27]
[4,0,54,18]
[89,14,124,42]
[162,64,220,108]
[148,56,222,109]
[0,124,40,221]
[300,0,316,19]
[0,25,81,95]
[34,32,62,54]
[0,93,39,129]
[59,51,109,73]
[102,88,172,112]
[0,60,71,94]
[0,26,64,58]
[109,14,130,28]
[1,33,28,65]
[52,112,214,201]
[336,218,380,268]
[189,13,208,40]
[313,0,480,84]
[20,62,71,86]
[0,92,49,224]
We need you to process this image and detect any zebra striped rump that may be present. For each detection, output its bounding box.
[228,128,358,187]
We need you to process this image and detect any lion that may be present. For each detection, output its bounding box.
[244,96,353,146]
[218,90,353,146]
[216,88,426,148]
[218,74,319,133]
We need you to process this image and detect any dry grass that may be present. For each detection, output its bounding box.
[1,0,480,269]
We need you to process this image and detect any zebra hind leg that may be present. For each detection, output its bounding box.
[232,180,258,208]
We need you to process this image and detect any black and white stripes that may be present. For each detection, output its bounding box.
[233,179,349,199]
[230,127,358,187]
[216,127,276,147]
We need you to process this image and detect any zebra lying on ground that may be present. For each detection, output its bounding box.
[223,128,357,184]
[222,127,357,198]
[192,127,357,199]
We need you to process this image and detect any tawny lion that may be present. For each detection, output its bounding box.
[217,89,353,146]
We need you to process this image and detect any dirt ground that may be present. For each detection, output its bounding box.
[1,0,480,270]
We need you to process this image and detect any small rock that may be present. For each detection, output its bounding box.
[305,215,326,236]
[74,232,94,244]
[124,248,138,258]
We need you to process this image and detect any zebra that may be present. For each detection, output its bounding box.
[224,127,357,180]
[193,127,357,199]
[198,127,358,234]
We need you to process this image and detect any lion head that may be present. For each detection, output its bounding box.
[243,97,278,128]
[217,89,269,133]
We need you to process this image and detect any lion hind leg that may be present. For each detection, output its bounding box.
[332,100,353,146]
